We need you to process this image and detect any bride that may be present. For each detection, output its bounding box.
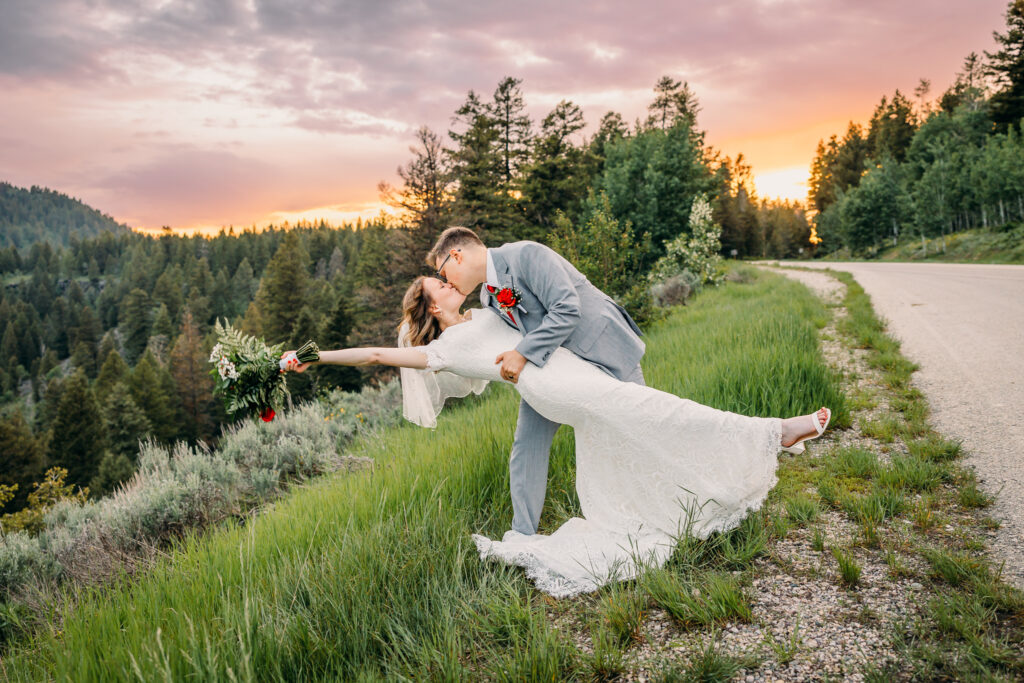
[283,276,831,598]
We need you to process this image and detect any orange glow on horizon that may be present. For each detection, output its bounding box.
[751,166,808,203]
[130,200,398,237]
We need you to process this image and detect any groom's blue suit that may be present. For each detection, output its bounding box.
[482,241,646,535]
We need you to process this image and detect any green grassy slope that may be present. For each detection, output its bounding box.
[1,267,845,681]
[868,225,1024,264]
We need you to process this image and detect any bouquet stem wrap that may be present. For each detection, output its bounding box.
[278,340,320,371]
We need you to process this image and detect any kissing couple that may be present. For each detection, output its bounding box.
[283,227,831,597]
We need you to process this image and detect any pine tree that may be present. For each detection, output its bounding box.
[230,258,257,317]
[348,224,417,360]
[178,257,212,328]
[102,382,151,460]
[70,340,97,378]
[866,91,918,162]
[48,370,106,489]
[448,90,510,240]
[152,267,183,322]
[521,100,590,235]
[95,348,129,396]
[129,350,178,443]
[88,451,135,498]
[378,126,453,251]
[1,322,18,377]
[256,232,311,343]
[646,76,701,133]
[0,410,46,511]
[119,288,153,364]
[97,330,119,363]
[169,309,214,442]
[35,376,63,432]
[209,268,233,325]
[151,303,174,340]
[317,299,362,392]
[490,77,533,185]
[987,0,1024,130]
[808,136,840,214]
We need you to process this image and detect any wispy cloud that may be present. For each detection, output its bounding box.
[0,0,1007,223]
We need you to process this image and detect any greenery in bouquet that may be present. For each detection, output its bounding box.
[210,320,319,421]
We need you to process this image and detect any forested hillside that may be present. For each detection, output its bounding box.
[808,0,1024,254]
[0,75,809,519]
[0,182,128,249]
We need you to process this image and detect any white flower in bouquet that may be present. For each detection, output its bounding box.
[217,357,239,380]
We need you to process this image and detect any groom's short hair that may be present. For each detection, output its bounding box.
[426,226,484,266]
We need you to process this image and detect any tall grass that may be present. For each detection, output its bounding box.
[0,266,844,681]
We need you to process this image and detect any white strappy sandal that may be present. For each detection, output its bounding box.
[781,407,832,455]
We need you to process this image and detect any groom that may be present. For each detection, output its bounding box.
[429,226,646,535]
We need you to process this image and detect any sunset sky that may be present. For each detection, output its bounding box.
[0,0,1010,234]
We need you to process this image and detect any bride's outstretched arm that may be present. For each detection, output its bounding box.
[283,347,429,372]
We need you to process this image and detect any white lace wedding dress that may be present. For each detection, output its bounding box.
[420,308,783,598]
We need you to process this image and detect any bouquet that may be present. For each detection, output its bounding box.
[209,320,320,421]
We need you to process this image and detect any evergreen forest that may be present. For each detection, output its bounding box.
[809,0,1024,254]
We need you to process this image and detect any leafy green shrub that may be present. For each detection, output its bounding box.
[549,191,653,322]
[0,468,89,536]
[649,194,723,287]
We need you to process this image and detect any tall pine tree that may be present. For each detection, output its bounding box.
[48,370,106,490]
[169,309,214,443]
[255,232,311,343]
[0,411,46,511]
[987,0,1024,130]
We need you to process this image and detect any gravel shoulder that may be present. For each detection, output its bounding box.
[774,261,1024,590]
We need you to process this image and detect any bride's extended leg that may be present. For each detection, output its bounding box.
[781,407,830,448]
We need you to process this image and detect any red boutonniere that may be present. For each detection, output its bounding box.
[489,286,527,315]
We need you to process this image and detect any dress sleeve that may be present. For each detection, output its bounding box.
[422,337,449,372]
[397,324,485,428]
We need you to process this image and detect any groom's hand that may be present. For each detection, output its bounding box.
[495,350,527,384]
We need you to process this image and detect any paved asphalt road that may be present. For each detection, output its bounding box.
[777,261,1024,588]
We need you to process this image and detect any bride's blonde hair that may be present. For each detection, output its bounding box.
[398,276,443,346]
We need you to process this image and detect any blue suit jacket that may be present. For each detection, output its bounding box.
[483,241,645,381]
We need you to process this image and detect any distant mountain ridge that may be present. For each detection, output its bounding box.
[0,182,128,249]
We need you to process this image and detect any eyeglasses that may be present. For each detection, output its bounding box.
[435,251,455,282]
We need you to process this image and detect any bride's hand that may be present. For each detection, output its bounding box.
[279,351,312,373]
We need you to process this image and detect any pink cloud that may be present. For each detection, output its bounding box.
[0,0,1010,227]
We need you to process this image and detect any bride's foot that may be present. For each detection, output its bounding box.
[781,407,831,448]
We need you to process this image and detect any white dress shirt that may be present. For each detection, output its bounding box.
[481,249,500,306]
